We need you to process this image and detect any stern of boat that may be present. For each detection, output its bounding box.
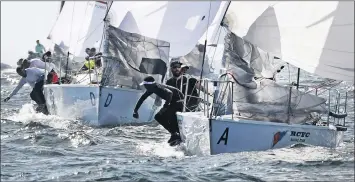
[177,112,211,155]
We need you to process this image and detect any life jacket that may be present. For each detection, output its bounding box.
[51,72,59,83]
[84,60,95,70]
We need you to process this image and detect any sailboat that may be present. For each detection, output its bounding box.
[177,1,354,155]
[43,1,223,126]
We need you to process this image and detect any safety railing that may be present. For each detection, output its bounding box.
[177,73,234,119]
[177,72,350,127]
[326,88,349,127]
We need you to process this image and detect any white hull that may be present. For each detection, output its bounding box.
[44,84,161,126]
[98,86,160,125]
[177,112,344,155]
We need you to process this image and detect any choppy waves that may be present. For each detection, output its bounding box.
[1,67,354,181]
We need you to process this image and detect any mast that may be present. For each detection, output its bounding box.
[64,51,70,81]
[99,1,113,87]
[59,1,65,13]
[296,67,300,90]
[220,1,232,26]
[199,40,208,80]
[199,1,231,81]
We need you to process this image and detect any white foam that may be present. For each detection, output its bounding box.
[239,146,348,164]
[136,140,186,158]
[178,112,211,156]
[6,103,73,130]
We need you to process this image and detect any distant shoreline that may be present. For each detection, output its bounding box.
[1,62,13,70]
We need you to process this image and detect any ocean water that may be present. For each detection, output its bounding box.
[1,66,354,181]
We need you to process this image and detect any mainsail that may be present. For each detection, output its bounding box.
[204,1,353,124]
[101,25,170,89]
[49,1,107,72]
[221,29,285,88]
[217,30,329,124]
[171,1,232,78]
[224,1,354,82]
[170,44,211,77]
[118,1,222,57]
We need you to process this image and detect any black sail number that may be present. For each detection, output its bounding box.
[104,93,113,107]
[217,127,229,145]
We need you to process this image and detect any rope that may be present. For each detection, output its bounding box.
[47,2,65,40]
[104,1,113,21]
[64,2,76,80]
[198,1,212,93]
[68,2,75,50]
[204,1,212,42]
[76,21,104,43]
[74,1,90,54]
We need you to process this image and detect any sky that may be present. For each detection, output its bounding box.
[0,1,224,67]
[1,1,60,66]
[0,1,141,67]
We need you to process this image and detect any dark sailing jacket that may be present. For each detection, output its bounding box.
[134,83,184,112]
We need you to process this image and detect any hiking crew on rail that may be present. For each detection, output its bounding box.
[133,76,184,146]
[4,67,49,114]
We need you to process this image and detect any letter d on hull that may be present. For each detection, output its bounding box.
[104,93,112,107]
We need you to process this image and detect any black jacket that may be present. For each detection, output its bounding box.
[134,83,184,112]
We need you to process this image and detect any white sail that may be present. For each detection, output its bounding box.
[107,1,156,28]
[118,1,222,57]
[198,1,230,44]
[224,1,277,37]
[49,1,107,62]
[171,2,230,78]
[225,1,354,82]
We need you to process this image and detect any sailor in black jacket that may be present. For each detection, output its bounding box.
[133,76,184,146]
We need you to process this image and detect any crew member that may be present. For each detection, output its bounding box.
[22,57,59,84]
[133,76,184,146]
[180,64,189,75]
[81,59,96,71]
[42,51,52,62]
[166,61,208,112]
[17,58,24,66]
[35,40,46,56]
[85,48,91,57]
[3,67,49,114]
[27,51,40,60]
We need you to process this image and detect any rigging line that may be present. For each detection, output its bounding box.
[98,22,106,53]
[99,1,113,54]
[287,63,291,84]
[99,2,114,83]
[68,2,76,51]
[199,1,212,82]
[64,2,76,79]
[47,3,64,39]
[76,2,112,53]
[204,1,212,42]
[76,21,104,42]
[142,35,148,58]
[99,0,112,53]
[206,24,221,56]
[209,26,222,67]
[103,1,113,21]
[74,1,90,55]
